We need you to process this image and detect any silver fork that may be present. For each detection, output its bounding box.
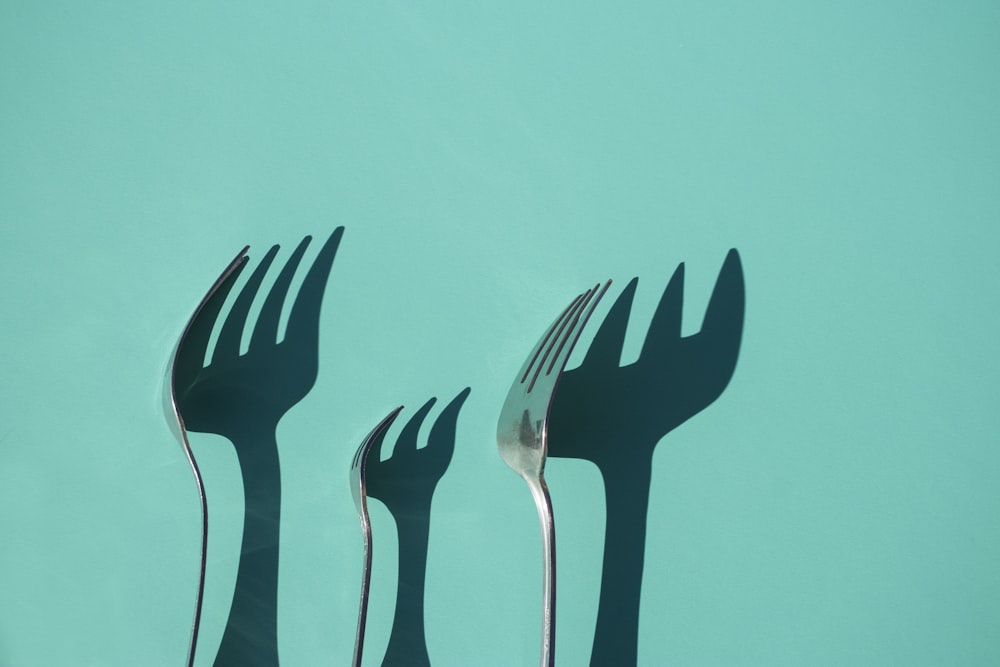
[497,280,610,667]
[163,246,249,667]
[164,229,343,667]
[350,406,404,667]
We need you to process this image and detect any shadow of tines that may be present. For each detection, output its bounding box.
[548,248,745,667]
[365,388,471,667]
[174,228,344,667]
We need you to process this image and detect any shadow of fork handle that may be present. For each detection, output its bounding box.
[213,432,282,667]
[366,388,470,667]
[589,454,653,667]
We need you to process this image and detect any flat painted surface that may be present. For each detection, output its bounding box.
[2,2,999,665]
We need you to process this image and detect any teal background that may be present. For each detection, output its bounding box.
[2,2,999,665]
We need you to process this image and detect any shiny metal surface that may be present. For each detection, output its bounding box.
[350,407,404,667]
[496,280,610,667]
[163,246,249,667]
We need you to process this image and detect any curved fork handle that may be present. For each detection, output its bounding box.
[164,246,249,667]
[526,475,556,667]
[351,407,404,667]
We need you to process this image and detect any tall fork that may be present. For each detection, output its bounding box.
[497,280,610,667]
[165,228,343,666]
[164,246,248,667]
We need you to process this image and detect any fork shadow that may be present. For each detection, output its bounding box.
[365,388,470,667]
[547,249,745,666]
[176,229,343,667]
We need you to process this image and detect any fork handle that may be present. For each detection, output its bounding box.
[527,475,556,667]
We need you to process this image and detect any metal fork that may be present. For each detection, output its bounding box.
[350,407,404,667]
[164,246,249,667]
[497,280,610,667]
[165,228,343,666]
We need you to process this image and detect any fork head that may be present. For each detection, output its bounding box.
[351,407,405,539]
[165,247,250,445]
[497,281,611,480]
[350,406,404,667]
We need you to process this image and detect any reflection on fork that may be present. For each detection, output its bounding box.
[548,249,745,666]
[350,407,403,667]
[497,281,610,667]
[350,389,470,667]
[166,228,343,667]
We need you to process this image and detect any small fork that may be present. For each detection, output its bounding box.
[350,407,404,667]
[497,280,610,667]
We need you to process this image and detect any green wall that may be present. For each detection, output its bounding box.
[2,2,998,664]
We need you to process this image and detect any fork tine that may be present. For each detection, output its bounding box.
[250,236,310,349]
[525,291,589,391]
[355,406,404,470]
[529,281,608,391]
[215,244,279,361]
[518,293,582,384]
[174,250,249,387]
[580,277,637,370]
[545,284,600,375]
[352,431,368,469]
[532,280,611,390]
[285,227,344,353]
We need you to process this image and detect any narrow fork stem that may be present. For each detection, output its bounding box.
[354,519,372,667]
[182,445,208,667]
[527,475,556,667]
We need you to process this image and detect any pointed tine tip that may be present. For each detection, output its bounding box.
[520,291,584,385]
[226,245,249,266]
[586,278,612,315]
[381,405,405,430]
[369,404,405,462]
[356,405,405,468]
[533,286,590,383]
[544,289,590,376]
[544,279,610,375]
[528,290,588,389]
